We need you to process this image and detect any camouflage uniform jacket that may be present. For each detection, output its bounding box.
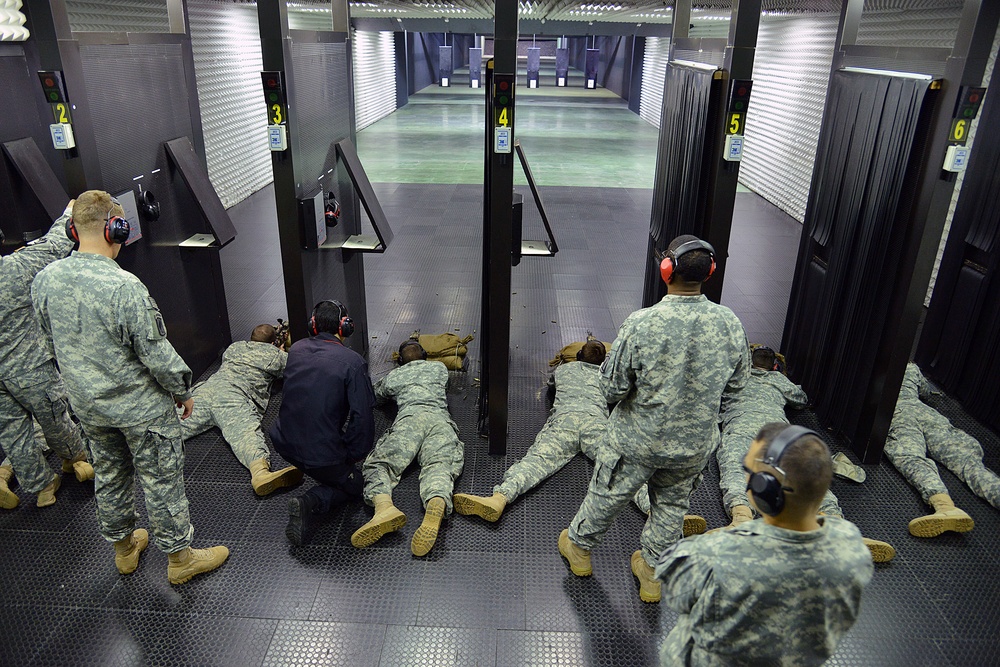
[600,294,749,468]
[32,251,192,427]
[656,516,873,666]
[194,341,286,412]
[375,359,453,423]
[0,212,74,379]
[721,368,808,433]
[548,361,608,419]
[891,363,946,430]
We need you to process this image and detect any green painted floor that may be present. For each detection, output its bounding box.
[356,83,660,189]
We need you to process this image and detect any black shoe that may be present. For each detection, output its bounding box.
[286,495,316,546]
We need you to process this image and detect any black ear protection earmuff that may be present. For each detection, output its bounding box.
[325,194,341,227]
[140,190,160,222]
[398,339,427,363]
[747,425,821,517]
[309,299,355,338]
[660,238,717,285]
[66,196,130,245]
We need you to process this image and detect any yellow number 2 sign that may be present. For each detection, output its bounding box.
[52,102,71,124]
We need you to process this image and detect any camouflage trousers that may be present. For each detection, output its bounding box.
[496,412,605,502]
[718,424,841,517]
[181,394,269,470]
[0,361,85,493]
[570,448,705,569]
[81,404,194,553]
[885,419,1000,510]
[362,412,464,513]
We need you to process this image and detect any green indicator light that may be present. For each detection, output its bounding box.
[49,92,59,101]
[964,108,975,117]
[269,92,279,102]
[734,101,744,110]
[499,95,508,105]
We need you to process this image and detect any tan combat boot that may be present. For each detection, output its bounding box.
[683,515,707,536]
[558,528,592,576]
[62,452,94,482]
[351,493,407,548]
[167,545,230,585]
[453,492,507,522]
[36,474,61,507]
[908,493,974,537]
[862,537,896,563]
[631,550,661,603]
[114,529,150,574]
[411,496,447,556]
[706,505,755,534]
[831,452,866,483]
[0,464,19,509]
[249,458,303,497]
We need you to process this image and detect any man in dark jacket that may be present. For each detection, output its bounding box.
[270,300,375,545]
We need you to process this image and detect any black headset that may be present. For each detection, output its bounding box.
[398,339,427,363]
[140,190,160,222]
[747,425,821,517]
[325,193,341,227]
[753,345,780,371]
[660,238,716,284]
[308,300,354,338]
[66,196,130,245]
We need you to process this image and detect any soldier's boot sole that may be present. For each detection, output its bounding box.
[682,515,707,537]
[631,550,662,603]
[167,546,230,585]
[831,453,866,483]
[908,510,974,538]
[252,466,304,497]
[36,474,61,508]
[453,493,504,522]
[287,497,317,546]
[71,461,94,483]
[410,498,446,557]
[862,538,896,563]
[351,507,407,548]
[115,529,150,575]
[558,529,592,577]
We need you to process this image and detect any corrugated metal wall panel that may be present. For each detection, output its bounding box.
[638,36,670,127]
[353,30,398,132]
[66,0,169,32]
[928,21,1000,303]
[858,1,964,48]
[740,13,839,223]
[188,1,272,208]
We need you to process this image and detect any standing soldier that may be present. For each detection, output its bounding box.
[715,346,895,562]
[0,200,92,510]
[558,235,749,604]
[32,190,228,584]
[351,340,464,556]
[181,323,302,496]
[886,362,999,537]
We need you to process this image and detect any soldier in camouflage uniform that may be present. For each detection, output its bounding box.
[656,423,873,666]
[0,200,92,510]
[32,190,228,585]
[452,342,702,534]
[181,323,302,496]
[559,235,749,604]
[885,362,999,537]
[715,346,895,562]
[351,340,464,556]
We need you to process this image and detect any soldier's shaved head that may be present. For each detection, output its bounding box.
[579,340,606,365]
[751,423,833,509]
[667,234,714,284]
[251,324,276,343]
[72,190,122,235]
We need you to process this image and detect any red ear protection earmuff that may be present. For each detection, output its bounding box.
[325,194,341,227]
[660,239,717,285]
[66,196,130,245]
[309,300,355,338]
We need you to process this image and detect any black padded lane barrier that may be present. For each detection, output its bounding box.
[783,70,934,459]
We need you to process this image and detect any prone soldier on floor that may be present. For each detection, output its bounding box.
[181,322,302,496]
[351,339,465,556]
[885,362,1000,537]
